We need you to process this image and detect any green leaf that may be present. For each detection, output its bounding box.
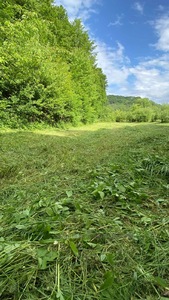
[38,257,47,270]
[141,216,152,224]
[98,191,105,200]
[118,185,126,193]
[45,251,58,262]
[3,243,20,254]
[86,242,97,248]
[22,209,30,216]
[154,276,168,288]
[45,207,54,216]
[66,190,73,198]
[106,253,115,266]
[69,241,79,257]
[15,225,27,229]
[100,271,114,291]
[37,248,48,257]
[37,248,58,270]
[100,254,106,262]
[57,290,65,300]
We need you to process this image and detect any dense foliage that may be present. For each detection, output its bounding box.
[104,95,169,123]
[0,0,107,127]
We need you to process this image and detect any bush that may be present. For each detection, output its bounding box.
[160,105,169,123]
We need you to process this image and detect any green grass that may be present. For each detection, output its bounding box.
[0,122,169,300]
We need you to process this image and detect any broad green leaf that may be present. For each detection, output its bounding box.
[100,254,106,262]
[69,241,79,257]
[15,225,27,229]
[118,185,126,193]
[86,242,97,248]
[45,207,54,216]
[38,257,47,270]
[37,249,57,269]
[106,253,115,266]
[22,209,30,216]
[66,190,73,198]
[45,251,58,262]
[37,248,48,257]
[98,191,104,200]
[100,271,114,291]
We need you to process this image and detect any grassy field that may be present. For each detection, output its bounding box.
[0,122,169,300]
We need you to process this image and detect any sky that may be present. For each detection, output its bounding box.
[54,0,169,104]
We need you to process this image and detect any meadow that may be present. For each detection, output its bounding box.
[0,122,169,300]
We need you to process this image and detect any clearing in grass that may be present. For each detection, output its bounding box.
[0,122,169,300]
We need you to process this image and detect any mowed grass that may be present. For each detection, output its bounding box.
[0,122,169,300]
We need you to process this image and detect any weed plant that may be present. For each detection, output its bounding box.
[0,123,169,299]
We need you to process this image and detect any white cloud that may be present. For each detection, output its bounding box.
[129,60,169,102]
[95,40,169,103]
[154,15,169,51]
[133,2,144,14]
[95,40,130,86]
[109,14,123,27]
[54,0,99,21]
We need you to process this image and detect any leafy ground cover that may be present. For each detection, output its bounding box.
[0,122,169,300]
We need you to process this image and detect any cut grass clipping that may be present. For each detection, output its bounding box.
[0,122,169,299]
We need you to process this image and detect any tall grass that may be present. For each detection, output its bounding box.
[0,123,169,299]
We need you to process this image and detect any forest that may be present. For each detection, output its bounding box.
[1,1,169,129]
[103,95,169,123]
[0,0,107,128]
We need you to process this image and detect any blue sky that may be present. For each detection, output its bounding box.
[55,0,169,103]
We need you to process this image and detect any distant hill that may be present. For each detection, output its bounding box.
[107,95,157,110]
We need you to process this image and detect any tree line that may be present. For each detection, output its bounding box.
[101,95,169,123]
[0,1,168,128]
[0,0,107,127]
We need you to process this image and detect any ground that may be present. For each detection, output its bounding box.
[0,122,169,300]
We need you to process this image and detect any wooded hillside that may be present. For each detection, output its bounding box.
[105,95,169,123]
[107,95,158,109]
[0,0,107,127]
